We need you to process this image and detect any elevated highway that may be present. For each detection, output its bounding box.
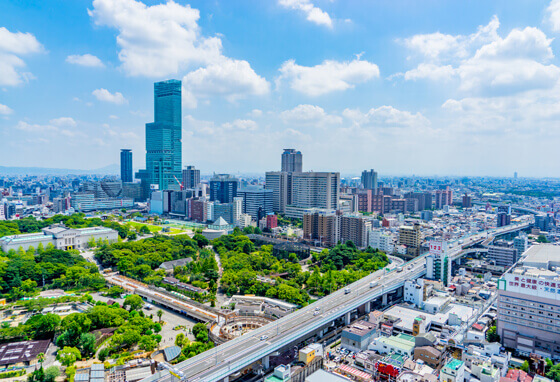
[142,220,532,382]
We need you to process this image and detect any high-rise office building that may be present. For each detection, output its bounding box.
[497,204,512,227]
[265,171,290,213]
[136,79,182,191]
[361,169,378,190]
[237,187,273,220]
[120,149,133,183]
[182,165,200,189]
[303,209,339,247]
[281,149,302,173]
[209,174,239,204]
[288,172,340,218]
[462,193,472,208]
[488,240,518,267]
[513,235,528,257]
[434,187,453,209]
[399,223,422,257]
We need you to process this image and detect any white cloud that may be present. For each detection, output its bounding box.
[109,115,119,119]
[183,58,270,107]
[221,119,258,131]
[92,88,128,104]
[89,0,268,108]
[0,27,44,86]
[547,0,560,32]
[280,104,342,125]
[15,121,58,133]
[343,106,430,128]
[0,104,13,115]
[66,54,105,68]
[402,16,499,62]
[248,109,263,117]
[89,0,222,77]
[401,16,560,95]
[49,117,77,127]
[278,0,333,28]
[278,58,380,96]
[403,63,455,81]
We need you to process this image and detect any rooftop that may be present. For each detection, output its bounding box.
[0,340,50,366]
[522,244,560,270]
[444,359,464,371]
[343,320,376,337]
[305,369,348,382]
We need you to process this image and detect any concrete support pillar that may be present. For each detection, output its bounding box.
[222,377,229,382]
[345,312,351,325]
[382,293,388,306]
[263,355,270,369]
[365,301,371,314]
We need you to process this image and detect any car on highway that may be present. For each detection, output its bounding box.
[313,311,320,316]
[344,287,351,294]
[260,335,268,341]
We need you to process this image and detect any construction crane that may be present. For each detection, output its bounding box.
[173,175,184,190]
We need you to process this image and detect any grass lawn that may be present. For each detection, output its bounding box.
[126,221,163,233]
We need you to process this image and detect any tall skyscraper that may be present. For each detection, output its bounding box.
[281,149,302,173]
[361,169,378,190]
[182,165,200,189]
[136,79,182,191]
[120,149,133,183]
[209,174,239,203]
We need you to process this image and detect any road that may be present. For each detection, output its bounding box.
[142,221,531,382]
[143,262,426,382]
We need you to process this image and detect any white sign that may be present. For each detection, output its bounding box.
[503,273,560,300]
[429,240,448,256]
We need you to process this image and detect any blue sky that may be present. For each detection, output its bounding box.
[1,0,560,176]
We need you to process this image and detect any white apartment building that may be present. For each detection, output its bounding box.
[368,229,395,253]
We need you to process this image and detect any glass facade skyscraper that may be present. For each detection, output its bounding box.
[136,80,182,191]
[120,149,133,183]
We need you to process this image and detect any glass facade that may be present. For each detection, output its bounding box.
[143,79,182,191]
[120,149,133,182]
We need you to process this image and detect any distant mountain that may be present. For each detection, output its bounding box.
[0,163,120,176]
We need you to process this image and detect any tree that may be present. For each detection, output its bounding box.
[537,235,549,243]
[27,313,61,339]
[520,360,530,373]
[193,234,210,248]
[37,353,45,365]
[57,347,82,366]
[486,326,500,342]
[547,363,560,382]
[65,366,76,382]
[156,309,163,323]
[79,333,96,357]
[44,366,60,382]
[139,225,151,235]
[153,323,162,333]
[139,335,157,351]
[123,295,144,311]
[175,333,185,347]
[106,285,124,298]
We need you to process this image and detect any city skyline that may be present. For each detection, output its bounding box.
[2,0,560,177]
